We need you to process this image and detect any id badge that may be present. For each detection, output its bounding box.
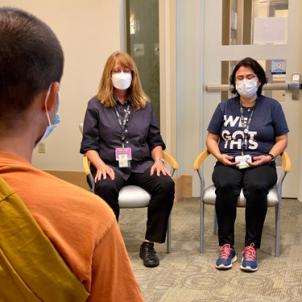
[115,147,132,168]
[235,155,252,169]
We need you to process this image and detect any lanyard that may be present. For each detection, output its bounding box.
[240,105,254,154]
[114,104,131,147]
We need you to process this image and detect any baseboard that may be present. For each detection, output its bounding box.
[175,174,192,200]
[45,170,89,190]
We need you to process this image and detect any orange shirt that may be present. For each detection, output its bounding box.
[0,151,144,302]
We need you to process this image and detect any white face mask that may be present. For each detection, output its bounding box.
[36,87,61,145]
[112,71,132,90]
[235,79,258,98]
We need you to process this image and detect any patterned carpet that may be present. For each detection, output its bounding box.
[119,198,302,302]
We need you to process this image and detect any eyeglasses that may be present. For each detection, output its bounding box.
[235,74,257,81]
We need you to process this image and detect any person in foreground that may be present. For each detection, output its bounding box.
[80,51,175,268]
[206,57,288,272]
[0,8,143,301]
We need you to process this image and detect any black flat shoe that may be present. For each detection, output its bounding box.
[139,242,160,268]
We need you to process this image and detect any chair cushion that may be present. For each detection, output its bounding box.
[118,185,151,208]
[203,185,279,207]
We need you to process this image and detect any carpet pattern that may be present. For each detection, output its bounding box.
[119,198,302,302]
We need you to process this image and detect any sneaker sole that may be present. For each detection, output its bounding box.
[215,255,237,270]
[240,264,258,272]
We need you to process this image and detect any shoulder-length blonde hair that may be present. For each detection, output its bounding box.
[97,51,148,109]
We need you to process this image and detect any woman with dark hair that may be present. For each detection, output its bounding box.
[80,51,175,268]
[206,57,288,272]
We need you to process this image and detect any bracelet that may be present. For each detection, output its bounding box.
[267,153,275,161]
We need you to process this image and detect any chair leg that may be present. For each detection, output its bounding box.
[275,204,281,257]
[200,200,205,253]
[213,212,218,235]
[166,215,171,253]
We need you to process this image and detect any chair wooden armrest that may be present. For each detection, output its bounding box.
[83,151,179,189]
[276,151,291,189]
[83,152,178,173]
[281,151,291,173]
[163,151,179,171]
[193,150,210,170]
[193,150,291,172]
[82,156,91,176]
[82,156,95,192]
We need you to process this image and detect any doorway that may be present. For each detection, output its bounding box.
[126,0,160,119]
[202,0,302,198]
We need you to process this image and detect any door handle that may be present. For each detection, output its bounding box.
[205,73,301,100]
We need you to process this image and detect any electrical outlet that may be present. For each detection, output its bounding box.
[38,143,46,153]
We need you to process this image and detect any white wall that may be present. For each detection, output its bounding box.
[1,0,124,171]
[159,0,177,157]
[176,0,204,196]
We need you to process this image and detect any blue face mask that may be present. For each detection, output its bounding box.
[36,87,61,145]
[41,110,61,141]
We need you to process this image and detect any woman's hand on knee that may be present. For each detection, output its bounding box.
[150,161,170,177]
[94,164,115,181]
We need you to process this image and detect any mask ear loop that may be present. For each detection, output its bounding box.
[44,84,53,126]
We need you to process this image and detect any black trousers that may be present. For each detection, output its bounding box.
[212,163,277,248]
[94,167,175,243]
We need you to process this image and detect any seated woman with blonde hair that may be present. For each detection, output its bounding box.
[80,51,175,268]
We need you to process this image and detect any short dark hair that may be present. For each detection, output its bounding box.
[0,7,64,118]
[230,57,267,96]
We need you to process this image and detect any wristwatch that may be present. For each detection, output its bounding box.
[267,153,275,161]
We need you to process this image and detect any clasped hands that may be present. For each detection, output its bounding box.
[218,154,273,167]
